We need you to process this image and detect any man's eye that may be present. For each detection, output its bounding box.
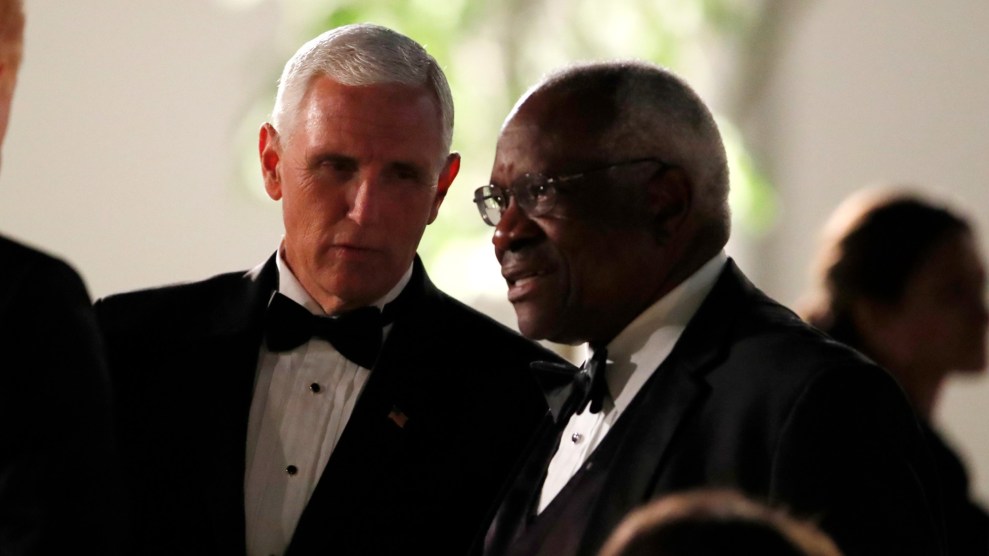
[395,170,420,182]
[529,182,552,198]
[322,160,356,173]
[390,165,425,184]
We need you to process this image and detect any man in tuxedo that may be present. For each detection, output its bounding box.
[95,23,554,555]
[0,0,120,552]
[475,61,944,556]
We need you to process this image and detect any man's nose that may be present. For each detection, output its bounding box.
[347,175,379,224]
[493,197,541,254]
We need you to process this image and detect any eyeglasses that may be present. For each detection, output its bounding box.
[472,158,667,226]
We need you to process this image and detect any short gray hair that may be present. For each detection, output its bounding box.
[271,23,454,153]
[529,61,731,249]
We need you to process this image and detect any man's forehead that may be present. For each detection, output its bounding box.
[519,80,617,128]
[495,104,608,173]
[306,77,435,109]
[298,79,442,132]
[494,120,565,171]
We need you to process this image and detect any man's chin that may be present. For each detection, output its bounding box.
[514,307,549,341]
[311,273,392,312]
[956,355,988,374]
[513,304,569,343]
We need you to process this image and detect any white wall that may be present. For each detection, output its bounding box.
[0,0,284,295]
[3,0,987,503]
[749,0,989,503]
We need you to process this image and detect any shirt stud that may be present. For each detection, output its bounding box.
[571,432,583,444]
[286,465,298,475]
[308,383,321,393]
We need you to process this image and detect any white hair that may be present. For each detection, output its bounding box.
[271,23,454,152]
[608,62,730,246]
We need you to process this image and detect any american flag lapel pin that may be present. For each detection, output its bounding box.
[387,405,409,429]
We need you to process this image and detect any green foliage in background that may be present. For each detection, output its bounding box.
[257,0,781,297]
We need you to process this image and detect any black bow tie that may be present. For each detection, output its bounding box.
[531,345,609,422]
[265,293,389,368]
[576,346,609,415]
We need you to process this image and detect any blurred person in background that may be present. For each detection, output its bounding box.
[803,188,989,555]
[0,0,120,552]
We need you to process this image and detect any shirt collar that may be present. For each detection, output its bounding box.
[587,251,727,413]
[274,243,413,316]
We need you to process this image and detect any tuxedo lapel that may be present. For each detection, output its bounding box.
[578,260,750,550]
[286,257,451,553]
[287,255,554,554]
[196,254,278,552]
[482,358,581,553]
[576,356,708,552]
[483,413,562,554]
[485,260,753,556]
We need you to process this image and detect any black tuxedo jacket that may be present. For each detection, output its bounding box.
[95,253,555,555]
[0,235,121,554]
[484,260,944,556]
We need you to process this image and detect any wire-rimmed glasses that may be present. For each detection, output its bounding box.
[472,158,667,226]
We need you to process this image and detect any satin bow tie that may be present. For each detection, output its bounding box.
[576,346,609,415]
[264,293,387,369]
[531,345,609,422]
[574,347,608,415]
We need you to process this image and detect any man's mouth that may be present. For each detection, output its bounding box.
[502,265,554,302]
[505,269,549,287]
[329,235,379,252]
[335,244,373,251]
[325,242,381,262]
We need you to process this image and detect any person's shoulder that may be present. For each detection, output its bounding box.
[759,302,878,374]
[734,294,914,424]
[0,235,89,304]
[0,234,81,276]
[93,264,266,342]
[712,263,891,387]
[429,289,560,360]
[97,267,252,310]
[421,289,554,417]
[707,275,921,458]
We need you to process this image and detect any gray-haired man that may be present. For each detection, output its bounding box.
[97,24,555,555]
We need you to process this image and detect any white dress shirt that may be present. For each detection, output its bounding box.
[537,252,727,513]
[244,249,411,556]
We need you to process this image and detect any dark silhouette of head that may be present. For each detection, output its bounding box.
[599,490,842,556]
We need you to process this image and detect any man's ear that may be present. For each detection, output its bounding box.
[427,152,461,224]
[259,123,283,201]
[646,166,692,242]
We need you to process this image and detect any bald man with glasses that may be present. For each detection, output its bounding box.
[476,61,945,556]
